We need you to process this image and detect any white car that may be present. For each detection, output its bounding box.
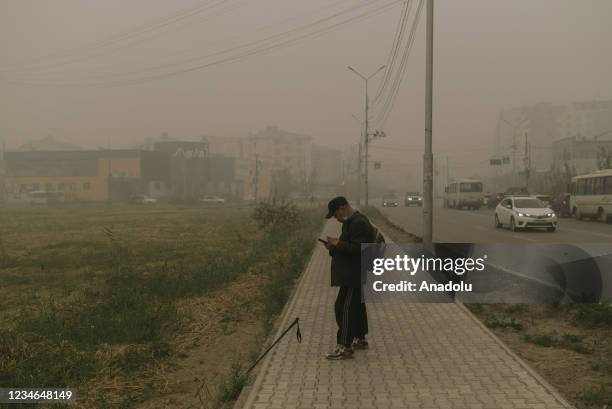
[199,195,226,205]
[130,195,157,205]
[494,196,558,232]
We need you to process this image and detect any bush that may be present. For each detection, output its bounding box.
[252,201,299,230]
[574,303,612,328]
[523,331,591,354]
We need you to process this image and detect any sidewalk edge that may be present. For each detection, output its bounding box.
[234,220,329,409]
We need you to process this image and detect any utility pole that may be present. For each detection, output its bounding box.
[501,115,529,186]
[348,64,385,206]
[524,132,530,189]
[423,0,434,245]
[0,138,5,204]
[254,153,259,202]
[357,139,362,205]
[365,91,370,206]
[446,156,449,187]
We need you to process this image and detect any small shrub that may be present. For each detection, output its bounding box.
[523,331,591,354]
[252,201,299,230]
[485,316,524,330]
[574,303,612,328]
[217,359,248,404]
[576,384,612,406]
[524,333,557,348]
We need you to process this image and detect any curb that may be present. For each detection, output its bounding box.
[233,221,329,409]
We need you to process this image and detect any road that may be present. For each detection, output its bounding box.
[379,202,612,243]
[377,202,612,302]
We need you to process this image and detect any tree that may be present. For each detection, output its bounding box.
[270,167,294,202]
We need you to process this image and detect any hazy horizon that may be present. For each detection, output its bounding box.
[2,0,612,182]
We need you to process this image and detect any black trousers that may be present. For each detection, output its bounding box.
[335,286,369,347]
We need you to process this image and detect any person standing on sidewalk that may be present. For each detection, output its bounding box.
[323,196,372,360]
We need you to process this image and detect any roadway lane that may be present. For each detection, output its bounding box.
[378,203,612,301]
[378,203,612,243]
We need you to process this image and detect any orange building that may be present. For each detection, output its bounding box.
[4,150,170,203]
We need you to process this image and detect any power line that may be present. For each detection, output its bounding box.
[370,0,412,106]
[370,0,423,128]
[3,0,355,78]
[0,0,233,71]
[2,0,402,87]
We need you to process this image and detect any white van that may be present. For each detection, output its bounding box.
[569,169,612,222]
[444,179,484,210]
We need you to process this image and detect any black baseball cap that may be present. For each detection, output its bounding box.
[325,196,349,219]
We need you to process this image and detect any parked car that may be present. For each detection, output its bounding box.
[534,194,552,206]
[494,196,557,232]
[28,190,66,206]
[404,192,422,206]
[382,193,399,207]
[550,192,571,218]
[199,195,226,205]
[129,195,157,205]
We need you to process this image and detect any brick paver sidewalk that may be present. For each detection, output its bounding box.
[238,221,574,409]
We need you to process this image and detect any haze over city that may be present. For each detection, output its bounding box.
[2,0,611,183]
[2,3,612,408]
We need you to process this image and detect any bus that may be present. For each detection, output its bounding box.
[569,169,612,222]
[28,190,66,206]
[444,179,484,210]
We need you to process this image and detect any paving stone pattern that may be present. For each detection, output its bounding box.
[239,221,574,409]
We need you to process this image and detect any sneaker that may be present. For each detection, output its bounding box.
[325,345,354,360]
[352,338,369,350]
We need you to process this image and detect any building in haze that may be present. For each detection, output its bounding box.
[496,99,612,172]
[202,135,252,200]
[244,126,313,200]
[311,145,343,198]
[3,149,170,203]
[153,141,235,200]
[552,135,612,176]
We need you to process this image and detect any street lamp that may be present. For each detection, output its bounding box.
[347,64,385,206]
[500,115,529,180]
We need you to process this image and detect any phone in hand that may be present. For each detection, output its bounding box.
[318,238,328,245]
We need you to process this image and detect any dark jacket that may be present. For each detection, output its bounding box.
[330,211,373,287]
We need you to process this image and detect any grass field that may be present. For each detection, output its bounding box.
[0,203,324,408]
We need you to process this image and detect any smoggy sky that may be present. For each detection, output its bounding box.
[1,0,611,179]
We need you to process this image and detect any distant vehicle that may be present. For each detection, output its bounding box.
[130,195,157,205]
[534,194,552,206]
[550,192,570,218]
[504,186,529,196]
[28,190,65,206]
[444,179,483,209]
[404,192,422,207]
[199,195,226,205]
[487,193,504,209]
[382,193,399,207]
[569,169,612,222]
[242,195,256,204]
[494,196,557,232]
[482,193,491,205]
